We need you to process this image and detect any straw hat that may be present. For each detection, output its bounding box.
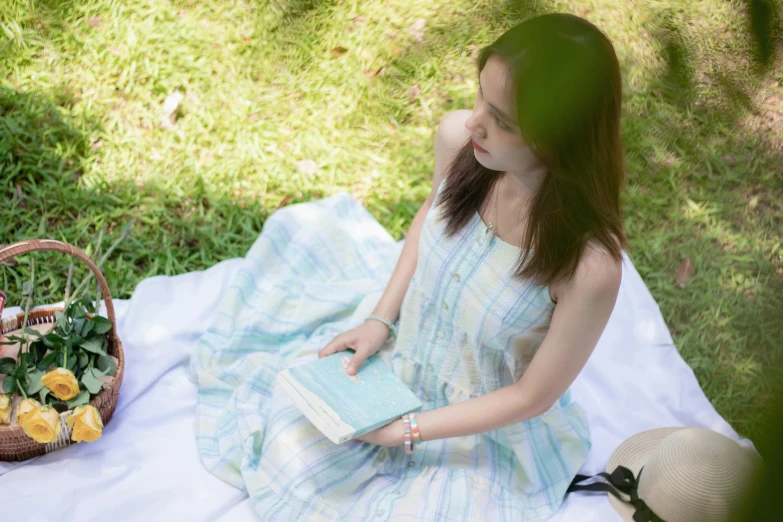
[594,427,764,522]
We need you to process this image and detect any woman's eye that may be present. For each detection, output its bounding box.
[478,86,508,130]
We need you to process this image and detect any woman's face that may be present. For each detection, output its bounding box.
[464,55,544,176]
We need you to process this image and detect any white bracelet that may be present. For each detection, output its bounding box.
[365,314,398,339]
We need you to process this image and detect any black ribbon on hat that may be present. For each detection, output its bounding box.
[567,466,665,522]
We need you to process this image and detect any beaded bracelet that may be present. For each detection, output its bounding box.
[402,413,423,454]
[402,415,412,454]
[366,315,398,339]
[409,413,422,451]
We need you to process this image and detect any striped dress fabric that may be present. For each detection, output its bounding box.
[189,177,591,521]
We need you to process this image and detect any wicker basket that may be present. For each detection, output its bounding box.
[0,239,124,461]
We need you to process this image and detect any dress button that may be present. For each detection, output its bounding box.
[441,301,448,310]
[376,509,385,517]
[407,461,416,467]
[393,490,401,494]
[423,393,430,400]
[436,330,444,338]
[452,273,461,282]
[477,236,484,246]
[427,364,434,372]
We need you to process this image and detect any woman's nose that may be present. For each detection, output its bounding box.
[465,112,485,138]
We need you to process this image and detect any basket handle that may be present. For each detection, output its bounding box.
[0,240,120,347]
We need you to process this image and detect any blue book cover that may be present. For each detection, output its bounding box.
[275,350,423,444]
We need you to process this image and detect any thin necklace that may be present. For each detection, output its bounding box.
[485,182,498,239]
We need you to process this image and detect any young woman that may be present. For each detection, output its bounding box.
[260,12,626,521]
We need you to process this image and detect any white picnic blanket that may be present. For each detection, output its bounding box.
[0,193,752,522]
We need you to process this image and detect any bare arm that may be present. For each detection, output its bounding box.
[380,243,622,446]
[369,110,472,325]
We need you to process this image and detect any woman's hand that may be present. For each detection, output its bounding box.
[318,319,391,376]
[355,419,403,447]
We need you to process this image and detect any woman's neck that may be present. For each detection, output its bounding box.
[499,168,545,206]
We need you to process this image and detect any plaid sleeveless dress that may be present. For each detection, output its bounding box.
[190,177,591,521]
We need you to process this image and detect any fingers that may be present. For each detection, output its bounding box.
[318,334,374,376]
[346,354,364,376]
[318,336,347,359]
[346,342,372,375]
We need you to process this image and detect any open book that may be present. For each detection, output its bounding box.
[275,351,423,444]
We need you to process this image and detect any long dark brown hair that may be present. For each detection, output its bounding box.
[438,13,628,287]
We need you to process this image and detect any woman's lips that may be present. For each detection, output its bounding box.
[472,139,488,153]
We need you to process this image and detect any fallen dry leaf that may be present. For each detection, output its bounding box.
[364,66,386,78]
[278,195,293,209]
[295,159,318,176]
[15,183,27,211]
[721,154,737,167]
[87,16,102,28]
[160,90,184,129]
[186,91,200,105]
[407,19,427,42]
[675,257,695,289]
[330,46,349,58]
[162,91,184,116]
[406,83,420,103]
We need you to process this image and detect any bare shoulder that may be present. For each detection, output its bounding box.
[429,110,472,200]
[550,235,623,304]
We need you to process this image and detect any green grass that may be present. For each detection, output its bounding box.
[1,0,781,445]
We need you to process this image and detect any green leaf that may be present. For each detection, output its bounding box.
[39,387,50,403]
[66,389,90,408]
[2,377,15,394]
[25,369,45,395]
[80,336,107,356]
[91,364,108,377]
[13,355,28,377]
[0,357,16,374]
[55,311,68,328]
[78,351,89,369]
[66,354,78,373]
[91,316,112,335]
[22,327,42,337]
[42,333,62,348]
[65,332,78,345]
[71,305,87,319]
[81,369,103,394]
[96,355,117,376]
[73,318,94,338]
[30,341,47,363]
[37,352,57,372]
[80,292,95,310]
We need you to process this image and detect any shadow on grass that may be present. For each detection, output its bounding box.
[0,84,269,306]
[620,12,783,439]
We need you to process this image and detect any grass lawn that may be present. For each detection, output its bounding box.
[1,0,781,445]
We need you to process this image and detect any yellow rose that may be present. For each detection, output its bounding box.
[41,368,80,401]
[66,404,103,443]
[21,405,61,444]
[0,394,10,425]
[16,398,42,427]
